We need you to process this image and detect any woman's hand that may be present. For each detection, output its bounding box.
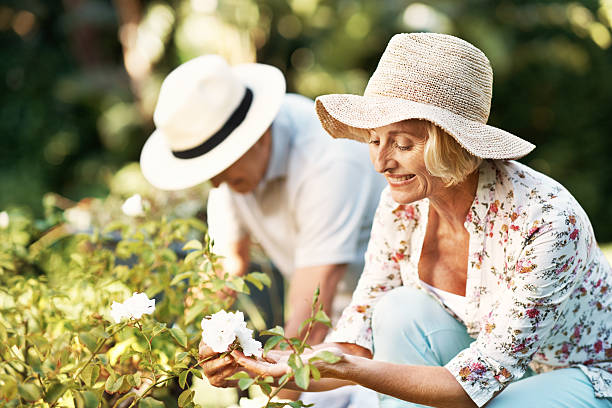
[231,345,347,380]
[198,340,245,387]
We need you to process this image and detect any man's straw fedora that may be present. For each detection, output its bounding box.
[140,55,285,191]
[315,33,535,159]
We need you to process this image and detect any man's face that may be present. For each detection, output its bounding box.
[210,128,272,194]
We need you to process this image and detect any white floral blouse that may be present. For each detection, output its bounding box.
[327,160,612,407]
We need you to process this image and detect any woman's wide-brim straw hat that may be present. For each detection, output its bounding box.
[140,55,285,191]
[315,33,535,159]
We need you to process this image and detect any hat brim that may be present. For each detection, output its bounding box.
[140,63,286,191]
[315,94,535,160]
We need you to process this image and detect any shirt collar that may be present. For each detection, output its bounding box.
[465,159,498,227]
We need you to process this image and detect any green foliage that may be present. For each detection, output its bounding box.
[0,204,270,407]
[242,286,336,408]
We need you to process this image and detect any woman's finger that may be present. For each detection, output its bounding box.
[201,355,236,375]
[232,350,291,377]
[198,341,219,360]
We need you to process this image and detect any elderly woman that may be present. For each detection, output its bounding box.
[199,33,612,407]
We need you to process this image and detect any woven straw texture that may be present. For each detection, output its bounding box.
[315,33,535,160]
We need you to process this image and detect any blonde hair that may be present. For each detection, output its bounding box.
[423,121,482,186]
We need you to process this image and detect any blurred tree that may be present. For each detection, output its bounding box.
[1,0,612,241]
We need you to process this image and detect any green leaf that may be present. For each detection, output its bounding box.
[179,370,189,389]
[70,253,85,268]
[295,365,310,390]
[170,271,194,286]
[184,250,204,264]
[244,274,263,290]
[139,397,166,408]
[258,382,272,396]
[178,389,194,407]
[80,364,100,387]
[151,322,167,337]
[260,326,284,337]
[175,351,189,362]
[263,335,283,354]
[287,353,300,371]
[310,364,321,381]
[182,240,203,251]
[309,350,341,364]
[18,383,42,402]
[190,368,203,379]
[289,401,314,408]
[227,277,247,293]
[314,310,331,327]
[238,378,256,391]
[104,375,123,394]
[170,327,188,348]
[247,271,271,287]
[80,391,100,408]
[298,317,314,335]
[224,371,250,380]
[184,301,206,325]
[78,332,98,353]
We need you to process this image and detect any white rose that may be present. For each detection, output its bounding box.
[201,310,262,356]
[122,194,145,217]
[0,211,9,229]
[235,326,263,358]
[65,207,92,231]
[110,292,155,323]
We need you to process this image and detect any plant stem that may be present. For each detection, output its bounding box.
[73,322,127,382]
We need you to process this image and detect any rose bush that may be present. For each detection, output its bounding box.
[0,194,270,407]
[0,192,337,408]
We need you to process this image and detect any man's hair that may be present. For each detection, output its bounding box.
[423,121,482,187]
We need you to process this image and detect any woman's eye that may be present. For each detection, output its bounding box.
[368,139,380,146]
[396,144,411,151]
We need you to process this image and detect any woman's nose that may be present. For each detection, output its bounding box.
[371,146,394,174]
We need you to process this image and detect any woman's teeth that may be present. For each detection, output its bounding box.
[389,174,415,181]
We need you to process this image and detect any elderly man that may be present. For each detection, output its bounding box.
[140,55,383,405]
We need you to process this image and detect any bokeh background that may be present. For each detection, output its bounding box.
[2,0,612,241]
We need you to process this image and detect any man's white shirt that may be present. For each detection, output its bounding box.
[207,93,386,301]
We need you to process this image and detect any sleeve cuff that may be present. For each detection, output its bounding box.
[444,349,506,407]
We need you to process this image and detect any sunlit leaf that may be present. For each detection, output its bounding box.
[295,365,310,390]
[309,350,341,364]
[179,370,189,389]
[314,310,331,327]
[178,389,194,407]
[78,332,98,353]
[260,326,284,337]
[170,271,194,286]
[238,377,256,391]
[170,327,188,348]
[17,383,42,402]
[139,397,165,408]
[184,302,206,325]
[182,240,203,251]
[225,371,250,380]
[264,335,283,354]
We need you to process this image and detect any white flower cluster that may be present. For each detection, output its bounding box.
[110,292,155,323]
[0,211,9,229]
[201,310,262,357]
[122,194,145,217]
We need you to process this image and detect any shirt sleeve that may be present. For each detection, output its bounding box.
[292,160,380,269]
[207,184,248,256]
[325,188,404,351]
[445,211,589,407]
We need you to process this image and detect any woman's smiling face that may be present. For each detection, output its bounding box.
[368,120,445,204]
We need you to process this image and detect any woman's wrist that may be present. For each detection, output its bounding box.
[323,352,364,380]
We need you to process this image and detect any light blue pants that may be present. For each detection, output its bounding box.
[371,286,612,408]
